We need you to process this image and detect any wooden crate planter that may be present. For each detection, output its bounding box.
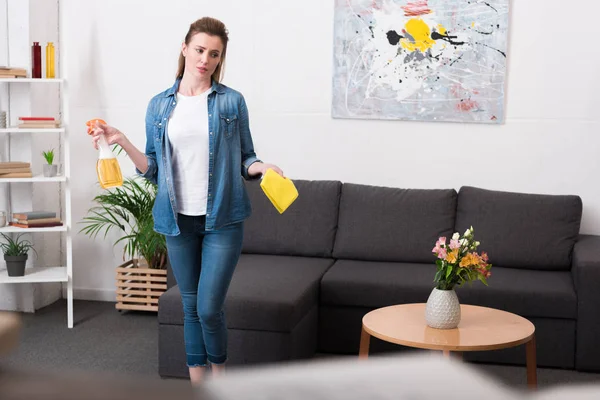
[115,259,167,312]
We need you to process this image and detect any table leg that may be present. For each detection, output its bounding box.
[358,326,370,359]
[526,335,537,389]
[442,350,450,358]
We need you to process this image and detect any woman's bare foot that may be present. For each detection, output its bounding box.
[211,363,226,378]
[189,366,207,385]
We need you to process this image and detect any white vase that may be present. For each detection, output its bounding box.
[425,288,461,329]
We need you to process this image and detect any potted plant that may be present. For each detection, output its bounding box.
[79,177,168,311]
[426,226,492,329]
[79,176,167,268]
[42,148,58,177]
[1,233,37,277]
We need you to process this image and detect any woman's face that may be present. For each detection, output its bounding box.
[182,32,224,80]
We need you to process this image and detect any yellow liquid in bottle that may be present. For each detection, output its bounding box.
[97,158,123,189]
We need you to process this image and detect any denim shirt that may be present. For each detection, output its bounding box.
[137,79,261,235]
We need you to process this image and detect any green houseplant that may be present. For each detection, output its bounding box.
[79,177,167,269]
[42,148,58,177]
[1,233,37,277]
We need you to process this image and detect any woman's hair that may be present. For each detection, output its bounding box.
[176,17,229,83]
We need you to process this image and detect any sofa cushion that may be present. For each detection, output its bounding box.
[332,184,457,263]
[159,254,334,332]
[242,180,341,258]
[320,260,576,319]
[455,186,582,271]
[457,267,576,319]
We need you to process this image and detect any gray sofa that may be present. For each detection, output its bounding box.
[158,180,600,378]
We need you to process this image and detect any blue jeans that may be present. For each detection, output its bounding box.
[166,214,244,367]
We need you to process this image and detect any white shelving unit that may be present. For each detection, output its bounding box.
[0,1,73,328]
[0,266,67,284]
[0,128,65,133]
[0,175,67,183]
[0,78,63,83]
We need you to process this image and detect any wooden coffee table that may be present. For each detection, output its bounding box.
[359,303,537,388]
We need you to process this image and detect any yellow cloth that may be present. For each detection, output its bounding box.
[260,168,299,214]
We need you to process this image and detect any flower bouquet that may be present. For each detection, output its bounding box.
[426,226,492,329]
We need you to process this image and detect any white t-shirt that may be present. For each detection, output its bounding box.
[167,90,210,215]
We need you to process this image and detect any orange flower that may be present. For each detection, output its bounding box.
[460,252,479,268]
[446,249,459,263]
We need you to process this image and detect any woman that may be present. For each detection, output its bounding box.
[90,17,283,384]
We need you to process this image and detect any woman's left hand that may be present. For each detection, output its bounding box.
[250,162,284,178]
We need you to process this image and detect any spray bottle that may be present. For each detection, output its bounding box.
[86,118,123,189]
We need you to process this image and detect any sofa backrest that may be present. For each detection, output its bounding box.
[455,186,582,271]
[332,183,457,263]
[242,179,342,258]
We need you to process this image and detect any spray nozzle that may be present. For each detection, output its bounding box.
[86,118,107,135]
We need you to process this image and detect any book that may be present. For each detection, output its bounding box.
[0,67,26,72]
[18,123,61,129]
[10,222,63,229]
[0,167,32,174]
[0,68,27,77]
[18,117,56,121]
[18,120,58,124]
[17,118,60,127]
[0,162,30,168]
[12,211,57,220]
[14,217,61,225]
[0,172,33,178]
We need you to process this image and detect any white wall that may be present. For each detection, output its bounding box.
[61,0,600,301]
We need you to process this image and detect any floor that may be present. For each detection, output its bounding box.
[3,299,600,391]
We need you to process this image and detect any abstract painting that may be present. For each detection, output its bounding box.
[332,0,509,123]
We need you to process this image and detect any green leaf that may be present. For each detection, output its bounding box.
[78,176,166,268]
[42,149,55,165]
[0,233,37,257]
[445,265,453,279]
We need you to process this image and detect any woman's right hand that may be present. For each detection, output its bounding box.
[89,122,128,150]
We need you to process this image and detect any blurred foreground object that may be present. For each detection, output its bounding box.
[0,311,193,400]
[0,367,194,400]
[0,312,21,356]
[197,354,600,400]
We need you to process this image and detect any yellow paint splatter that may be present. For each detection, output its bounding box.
[437,24,447,35]
[401,18,435,53]
[471,22,475,27]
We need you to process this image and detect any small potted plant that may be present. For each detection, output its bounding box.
[42,148,58,177]
[0,233,36,277]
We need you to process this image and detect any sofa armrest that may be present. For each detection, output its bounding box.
[572,234,600,371]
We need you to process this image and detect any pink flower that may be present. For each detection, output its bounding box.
[449,239,461,250]
[432,237,446,255]
[437,247,447,259]
[476,266,491,279]
[481,252,489,262]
